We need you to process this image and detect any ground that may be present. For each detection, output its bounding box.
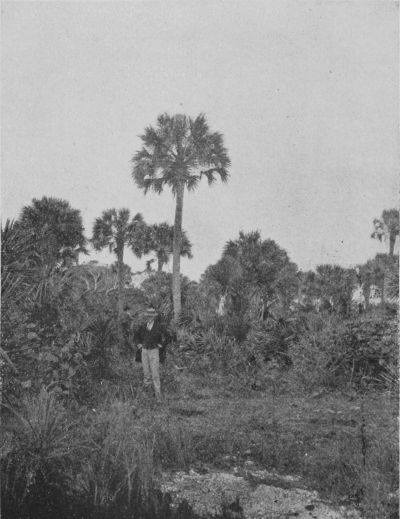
[119,362,398,518]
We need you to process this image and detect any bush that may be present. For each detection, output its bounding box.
[289,314,398,391]
[77,401,158,514]
[1,389,83,519]
[75,400,200,518]
[243,316,296,369]
[174,326,282,392]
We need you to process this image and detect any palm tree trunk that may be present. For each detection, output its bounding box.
[116,248,124,351]
[172,182,184,322]
[157,254,164,272]
[389,232,395,256]
[363,280,371,311]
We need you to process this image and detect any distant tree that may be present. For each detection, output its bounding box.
[370,209,399,310]
[315,264,356,316]
[206,231,298,322]
[359,253,399,308]
[371,208,399,256]
[91,209,149,348]
[132,113,230,322]
[296,270,319,307]
[16,196,87,268]
[224,231,297,297]
[1,219,36,306]
[148,223,193,272]
[297,266,357,316]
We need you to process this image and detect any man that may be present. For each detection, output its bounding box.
[135,307,164,402]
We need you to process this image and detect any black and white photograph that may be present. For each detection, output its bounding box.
[1,1,398,518]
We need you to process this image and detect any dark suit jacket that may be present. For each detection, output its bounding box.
[134,318,163,350]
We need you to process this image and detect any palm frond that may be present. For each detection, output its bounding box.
[131,113,230,196]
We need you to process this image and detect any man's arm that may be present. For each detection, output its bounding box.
[134,325,144,346]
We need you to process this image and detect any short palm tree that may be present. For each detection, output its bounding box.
[17,196,87,268]
[148,222,193,272]
[371,209,399,306]
[132,113,230,321]
[91,209,148,347]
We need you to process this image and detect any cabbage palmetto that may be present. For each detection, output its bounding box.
[148,222,193,272]
[371,208,399,256]
[91,209,149,347]
[132,113,230,322]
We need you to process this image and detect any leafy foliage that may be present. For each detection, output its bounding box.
[371,208,399,255]
[2,196,398,519]
[289,314,398,390]
[16,196,87,268]
[204,231,298,338]
[1,219,39,306]
[2,257,124,406]
[132,113,230,194]
[92,209,148,258]
[2,389,82,519]
[358,254,399,307]
[141,272,195,328]
[147,222,193,272]
[243,313,297,369]
[91,209,150,345]
[298,265,356,316]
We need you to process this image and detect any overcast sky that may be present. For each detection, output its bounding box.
[2,0,398,280]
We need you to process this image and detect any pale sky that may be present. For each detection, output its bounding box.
[2,1,399,280]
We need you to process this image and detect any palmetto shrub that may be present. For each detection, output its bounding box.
[174,327,273,391]
[289,314,398,391]
[84,316,117,381]
[1,388,83,519]
[175,328,239,374]
[243,316,296,369]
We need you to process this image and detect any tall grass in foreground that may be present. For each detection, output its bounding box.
[1,388,82,518]
[1,391,193,518]
[2,387,397,518]
[75,400,160,516]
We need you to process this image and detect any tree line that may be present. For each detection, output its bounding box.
[2,112,398,348]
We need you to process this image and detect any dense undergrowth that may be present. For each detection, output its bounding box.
[2,319,398,519]
[2,218,398,518]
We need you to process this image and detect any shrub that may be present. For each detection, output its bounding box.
[76,400,161,516]
[1,389,83,519]
[174,327,281,392]
[243,316,296,369]
[289,314,398,391]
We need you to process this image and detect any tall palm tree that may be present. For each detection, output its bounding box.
[148,223,193,272]
[132,113,230,321]
[91,209,148,346]
[371,208,399,256]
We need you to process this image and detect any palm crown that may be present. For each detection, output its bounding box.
[132,113,230,193]
[17,196,87,267]
[148,222,193,271]
[91,209,147,258]
[371,208,399,256]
